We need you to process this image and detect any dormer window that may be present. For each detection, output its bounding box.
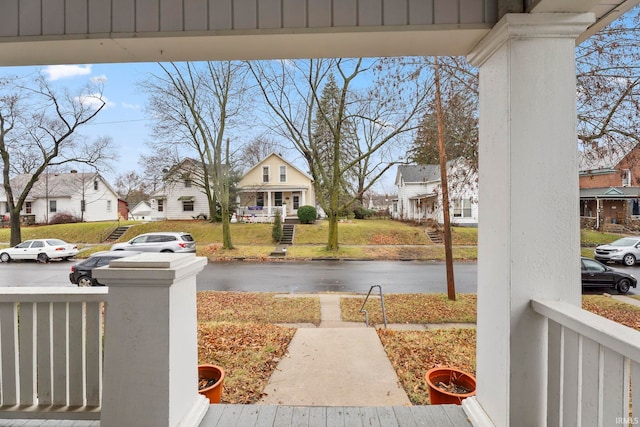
[623,169,631,187]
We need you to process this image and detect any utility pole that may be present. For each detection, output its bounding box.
[434,57,456,301]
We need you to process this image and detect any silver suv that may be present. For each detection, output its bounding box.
[111,232,196,253]
[594,237,640,266]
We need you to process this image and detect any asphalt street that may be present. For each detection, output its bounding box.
[1,259,637,295]
[0,259,477,293]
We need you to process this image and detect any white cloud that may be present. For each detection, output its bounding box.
[122,102,141,110]
[91,74,107,83]
[76,93,115,109]
[43,64,92,81]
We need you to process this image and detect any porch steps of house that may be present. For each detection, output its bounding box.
[426,230,444,244]
[105,225,131,242]
[280,224,295,245]
[602,223,627,234]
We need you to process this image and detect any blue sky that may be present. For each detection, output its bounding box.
[0,61,406,195]
[0,62,159,182]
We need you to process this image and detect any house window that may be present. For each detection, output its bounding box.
[94,179,98,190]
[106,200,112,212]
[49,200,57,213]
[81,199,86,212]
[262,166,270,183]
[453,199,472,218]
[183,200,194,211]
[25,202,32,214]
[623,169,631,187]
[279,165,287,183]
[274,192,283,206]
[157,199,164,212]
[184,179,192,188]
[633,199,640,216]
[256,192,264,207]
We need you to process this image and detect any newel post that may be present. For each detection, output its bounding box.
[93,253,208,427]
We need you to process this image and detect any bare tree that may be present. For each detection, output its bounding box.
[250,58,431,250]
[142,61,251,249]
[114,170,153,206]
[0,73,115,245]
[576,7,640,155]
[237,135,288,172]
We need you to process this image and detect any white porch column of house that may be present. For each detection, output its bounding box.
[301,190,306,206]
[267,190,273,217]
[467,13,594,427]
[93,253,208,427]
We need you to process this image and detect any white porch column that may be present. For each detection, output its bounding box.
[94,253,208,427]
[467,13,594,427]
[301,190,306,206]
[267,191,273,217]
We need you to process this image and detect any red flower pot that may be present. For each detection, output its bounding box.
[425,367,476,405]
[198,364,225,403]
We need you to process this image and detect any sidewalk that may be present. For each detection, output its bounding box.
[259,294,412,406]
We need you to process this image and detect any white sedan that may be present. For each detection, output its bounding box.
[0,239,79,263]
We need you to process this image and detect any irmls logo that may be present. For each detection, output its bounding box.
[617,417,640,425]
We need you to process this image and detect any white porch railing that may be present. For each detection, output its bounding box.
[0,287,107,420]
[236,205,286,223]
[531,299,640,426]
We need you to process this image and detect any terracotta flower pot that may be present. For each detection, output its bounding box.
[425,367,476,405]
[198,364,225,403]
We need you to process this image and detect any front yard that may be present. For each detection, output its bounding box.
[197,292,640,405]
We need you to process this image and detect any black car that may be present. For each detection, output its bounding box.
[69,250,141,287]
[581,257,637,294]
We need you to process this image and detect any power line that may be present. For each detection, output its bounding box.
[86,118,150,126]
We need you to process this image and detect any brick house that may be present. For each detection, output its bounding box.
[579,142,640,229]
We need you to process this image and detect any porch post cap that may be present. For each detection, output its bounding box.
[93,253,207,287]
[468,12,595,67]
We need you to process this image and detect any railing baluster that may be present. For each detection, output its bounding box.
[601,348,629,424]
[85,301,102,407]
[52,302,67,405]
[18,303,36,406]
[547,320,562,426]
[0,302,18,406]
[633,361,640,421]
[563,328,580,427]
[580,336,599,424]
[36,302,52,405]
[68,302,84,406]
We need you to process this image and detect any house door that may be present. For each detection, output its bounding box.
[292,195,300,213]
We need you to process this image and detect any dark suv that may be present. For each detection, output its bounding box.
[70,250,141,287]
[110,232,196,253]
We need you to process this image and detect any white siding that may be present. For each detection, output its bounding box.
[159,181,211,220]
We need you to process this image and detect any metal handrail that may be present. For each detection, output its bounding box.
[359,284,387,328]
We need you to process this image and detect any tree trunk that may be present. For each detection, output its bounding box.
[222,208,233,249]
[9,209,21,246]
[326,210,339,251]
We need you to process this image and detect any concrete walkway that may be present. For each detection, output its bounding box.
[259,294,412,406]
[612,294,640,307]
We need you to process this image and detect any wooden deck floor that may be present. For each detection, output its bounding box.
[200,404,473,426]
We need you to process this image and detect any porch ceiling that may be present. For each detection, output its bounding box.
[0,1,636,66]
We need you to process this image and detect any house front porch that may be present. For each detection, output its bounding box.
[236,188,310,222]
